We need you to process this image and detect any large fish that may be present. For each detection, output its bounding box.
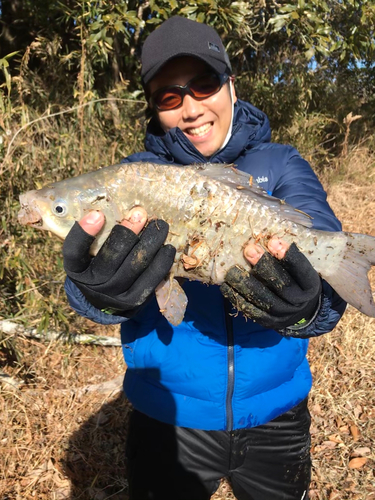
[18,162,375,325]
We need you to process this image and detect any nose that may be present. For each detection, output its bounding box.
[181,94,204,121]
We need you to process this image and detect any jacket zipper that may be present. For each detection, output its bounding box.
[224,297,234,431]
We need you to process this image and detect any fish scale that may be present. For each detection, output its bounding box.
[18,161,375,323]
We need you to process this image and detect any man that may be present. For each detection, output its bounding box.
[63,16,346,500]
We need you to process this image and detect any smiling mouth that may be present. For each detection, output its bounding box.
[186,123,212,137]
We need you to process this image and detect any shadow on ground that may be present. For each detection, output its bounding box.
[62,392,131,500]
[62,368,211,500]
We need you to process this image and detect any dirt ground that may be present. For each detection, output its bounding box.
[1,149,374,499]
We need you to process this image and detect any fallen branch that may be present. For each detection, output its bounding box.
[0,371,24,389]
[77,374,124,395]
[0,372,123,396]
[0,320,122,347]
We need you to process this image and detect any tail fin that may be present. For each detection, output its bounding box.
[325,233,375,317]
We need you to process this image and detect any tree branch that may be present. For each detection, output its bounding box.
[0,320,122,347]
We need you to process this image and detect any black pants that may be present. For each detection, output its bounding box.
[126,399,311,500]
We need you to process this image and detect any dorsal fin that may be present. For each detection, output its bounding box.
[191,163,314,228]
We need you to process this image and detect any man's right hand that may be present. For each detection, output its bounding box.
[63,208,176,316]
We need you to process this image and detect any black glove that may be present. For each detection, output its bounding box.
[220,243,322,331]
[63,219,176,316]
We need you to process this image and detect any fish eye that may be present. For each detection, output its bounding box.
[52,200,68,217]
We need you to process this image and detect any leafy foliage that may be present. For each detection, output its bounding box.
[1,0,374,128]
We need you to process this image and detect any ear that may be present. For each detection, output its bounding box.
[229,76,237,103]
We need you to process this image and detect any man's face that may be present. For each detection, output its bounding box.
[148,57,237,158]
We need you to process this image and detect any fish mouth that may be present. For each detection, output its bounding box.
[18,199,43,227]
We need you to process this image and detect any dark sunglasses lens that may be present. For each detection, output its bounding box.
[190,74,221,98]
[153,73,224,110]
[154,89,183,110]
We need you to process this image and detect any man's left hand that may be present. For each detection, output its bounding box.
[220,237,322,331]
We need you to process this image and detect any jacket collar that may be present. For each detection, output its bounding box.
[144,99,271,165]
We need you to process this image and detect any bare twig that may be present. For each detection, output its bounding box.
[78,32,86,174]
[130,1,149,57]
[342,112,362,158]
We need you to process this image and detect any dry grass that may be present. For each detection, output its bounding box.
[305,146,375,500]
[1,146,374,500]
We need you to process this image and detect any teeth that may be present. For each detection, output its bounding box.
[186,123,212,137]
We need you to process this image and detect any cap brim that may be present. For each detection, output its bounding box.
[142,53,229,87]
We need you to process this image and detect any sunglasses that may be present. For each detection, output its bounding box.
[150,72,230,111]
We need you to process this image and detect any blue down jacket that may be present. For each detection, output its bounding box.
[65,99,346,431]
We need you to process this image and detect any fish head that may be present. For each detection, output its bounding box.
[18,186,80,239]
[18,182,122,250]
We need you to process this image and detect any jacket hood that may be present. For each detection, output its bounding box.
[144,99,271,165]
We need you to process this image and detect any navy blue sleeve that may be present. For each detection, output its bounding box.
[121,153,157,164]
[121,151,177,165]
[64,277,130,325]
[271,147,341,232]
[281,281,347,338]
[271,147,347,338]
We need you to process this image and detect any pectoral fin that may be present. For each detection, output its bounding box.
[155,277,188,326]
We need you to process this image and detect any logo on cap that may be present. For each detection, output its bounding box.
[208,42,220,53]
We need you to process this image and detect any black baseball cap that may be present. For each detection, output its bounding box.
[141,16,232,87]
